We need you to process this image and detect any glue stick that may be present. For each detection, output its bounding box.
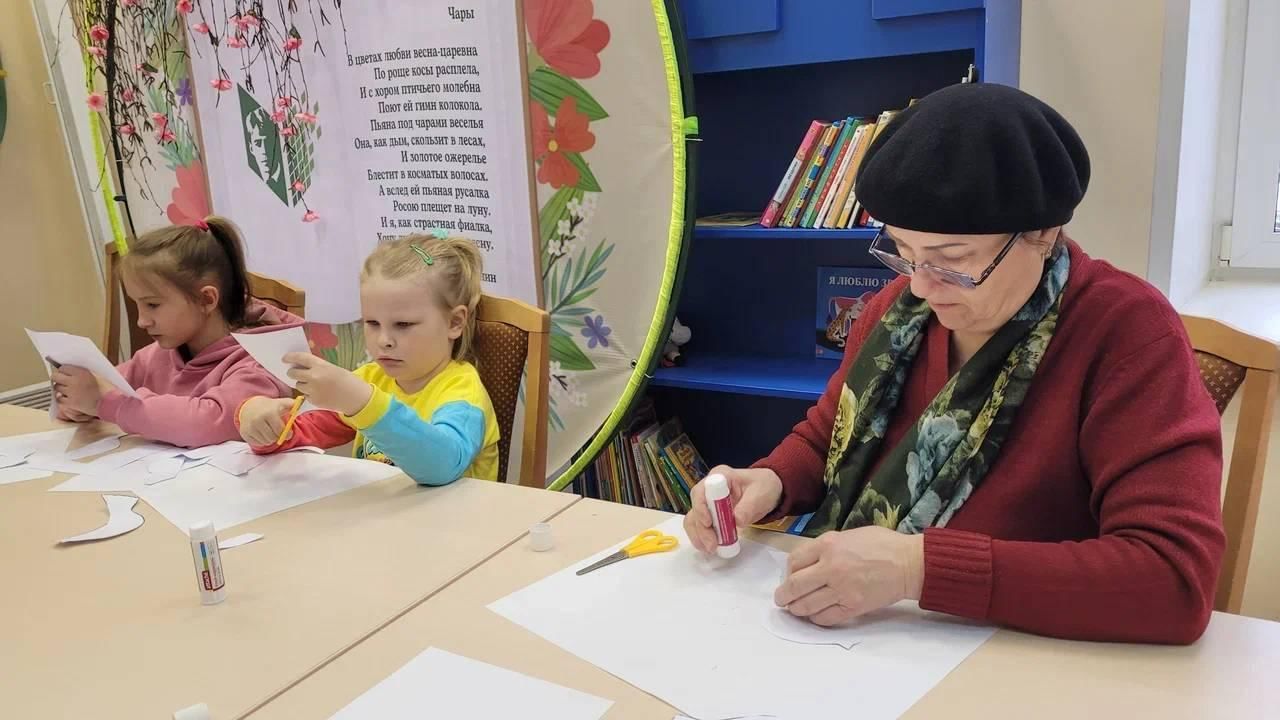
[189,521,226,605]
[704,473,740,559]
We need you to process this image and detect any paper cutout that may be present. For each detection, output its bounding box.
[26,329,138,419]
[59,495,145,543]
[765,607,859,650]
[0,466,54,486]
[210,451,269,476]
[0,454,29,470]
[181,441,248,460]
[218,533,264,549]
[231,327,311,389]
[66,435,124,460]
[28,442,176,476]
[490,516,996,720]
[328,647,612,720]
[0,428,77,458]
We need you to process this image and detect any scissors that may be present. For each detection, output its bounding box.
[575,529,679,576]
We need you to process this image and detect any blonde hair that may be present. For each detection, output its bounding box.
[362,234,484,360]
[119,216,252,327]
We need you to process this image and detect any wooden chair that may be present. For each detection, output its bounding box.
[1182,314,1280,614]
[103,242,306,361]
[473,294,550,487]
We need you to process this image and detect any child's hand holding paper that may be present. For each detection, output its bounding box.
[51,365,116,417]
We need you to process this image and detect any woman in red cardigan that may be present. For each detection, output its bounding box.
[685,83,1225,645]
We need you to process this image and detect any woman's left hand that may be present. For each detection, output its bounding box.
[774,526,926,626]
[51,366,110,417]
[283,352,372,416]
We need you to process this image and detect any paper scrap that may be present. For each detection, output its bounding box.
[218,533,264,550]
[0,455,30,470]
[0,428,77,458]
[328,647,612,720]
[181,441,248,460]
[765,607,859,650]
[59,495,145,543]
[210,451,269,476]
[231,327,311,389]
[29,442,177,477]
[0,466,54,486]
[66,434,124,460]
[490,516,996,720]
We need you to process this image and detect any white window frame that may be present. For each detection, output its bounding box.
[1227,0,1280,268]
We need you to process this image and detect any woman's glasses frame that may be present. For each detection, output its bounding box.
[868,228,1024,289]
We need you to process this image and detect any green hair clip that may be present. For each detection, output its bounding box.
[429,227,448,240]
[410,244,434,266]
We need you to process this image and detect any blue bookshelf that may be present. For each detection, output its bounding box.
[643,0,1021,469]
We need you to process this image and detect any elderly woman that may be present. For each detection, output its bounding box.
[685,83,1225,645]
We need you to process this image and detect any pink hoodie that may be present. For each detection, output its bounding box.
[97,302,301,447]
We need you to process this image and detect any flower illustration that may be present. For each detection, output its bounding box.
[294,112,317,124]
[192,22,210,34]
[302,210,319,223]
[531,97,595,189]
[232,14,260,31]
[270,110,287,124]
[86,93,106,112]
[176,0,193,14]
[227,35,247,49]
[283,35,302,52]
[280,126,297,137]
[89,24,109,43]
[121,0,137,6]
[525,0,610,79]
[166,163,211,226]
[87,46,106,59]
[176,78,192,106]
[151,112,168,128]
[580,315,611,349]
[306,322,339,351]
[276,96,293,109]
[211,77,233,91]
[157,128,176,144]
[121,88,135,103]
[118,124,134,136]
[292,180,306,192]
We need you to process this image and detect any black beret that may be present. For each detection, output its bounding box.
[855,83,1090,234]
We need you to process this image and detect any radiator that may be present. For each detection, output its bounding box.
[0,382,54,411]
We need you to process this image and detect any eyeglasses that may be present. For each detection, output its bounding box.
[869,229,1024,289]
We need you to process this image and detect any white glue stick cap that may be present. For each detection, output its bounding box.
[703,474,741,559]
[704,473,729,499]
[173,703,211,720]
[528,522,554,552]
[189,521,216,542]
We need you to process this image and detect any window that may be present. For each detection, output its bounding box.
[1228,0,1280,267]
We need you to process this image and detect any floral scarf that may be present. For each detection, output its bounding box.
[804,249,1070,536]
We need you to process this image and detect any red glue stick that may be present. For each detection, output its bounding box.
[704,473,740,558]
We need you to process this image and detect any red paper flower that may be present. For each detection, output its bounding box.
[226,35,247,49]
[166,162,212,226]
[121,88,136,102]
[87,93,106,112]
[292,180,306,192]
[87,46,106,59]
[158,128,177,144]
[176,0,193,14]
[211,77,233,91]
[89,24,109,43]
[276,96,292,109]
[294,112,317,124]
[525,0,610,79]
[232,14,260,31]
[151,112,168,128]
[270,110,286,124]
[119,124,134,136]
[192,22,210,34]
[306,323,339,350]
[283,36,302,52]
[531,97,595,189]
[302,210,319,223]
[121,0,138,7]
[281,126,297,137]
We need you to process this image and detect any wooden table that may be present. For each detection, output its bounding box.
[253,498,1280,719]
[0,405,579,719]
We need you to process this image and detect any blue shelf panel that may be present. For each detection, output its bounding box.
[695,224,880,242]
[650,353,838,401]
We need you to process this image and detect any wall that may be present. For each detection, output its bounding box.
[0,0,104,390]
[1019,0,1166,277]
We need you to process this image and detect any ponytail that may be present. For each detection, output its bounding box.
[203,217,251,327]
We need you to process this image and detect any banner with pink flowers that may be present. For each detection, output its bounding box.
[188,0,539,323]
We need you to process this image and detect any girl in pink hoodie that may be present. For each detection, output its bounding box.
[51,217,299,447]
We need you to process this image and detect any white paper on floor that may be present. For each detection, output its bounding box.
[0,466,54,486]
[59,495,145,543]
[219,533,264,550]
[328,647,612,720]
[134,451,400,535]
[489,516,995,720]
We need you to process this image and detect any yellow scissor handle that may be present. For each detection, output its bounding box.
[623,529,679,557]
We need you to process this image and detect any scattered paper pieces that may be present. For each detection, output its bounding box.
[210,451,270,476]
[0,428,77,458]
[59,495,144,543]
[180,441,248,460]
[66,434,124,460]
[0,466,54,486]
[490,517,995,720]
[218,533,264,550]
[231,327,311,389]
[765,607,858,650]
[0,455,30,470]
[329,648,612,720]
[28,442,176,477]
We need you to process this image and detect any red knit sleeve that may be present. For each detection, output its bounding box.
[920,328,1226,644]
[753,279,908,517]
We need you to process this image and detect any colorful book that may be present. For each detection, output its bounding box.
[804,119,858,227]
[697,212,763,228]
[814,120,862,228]
[761,120,824,227]
[662,433,710,494]
[781,122,839,227]
[753,513,816,535]
[815,266,897,359]
[828,123,874,228]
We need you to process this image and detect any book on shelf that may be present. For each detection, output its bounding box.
[696,212,763,227]
[760,120,825,228]
[815,265,897,359]
[802,117,857,228]
[780,121,839,228]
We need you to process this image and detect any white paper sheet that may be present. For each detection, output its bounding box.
[30,443,177,477]
[0,428,77,458]
[765,607,859,650]
[180,441,248,460]
[0,455,29,470]
[0,466,54,486]
[219,532,264,550]
[59,495,145,543]
[26,329,138,419]
[134,451,401,534]
[490,517,995,720]
[329,648,612,720]
[231,327,311,389]
[65,435,124,460]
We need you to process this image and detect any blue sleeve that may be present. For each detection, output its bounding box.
[360,398,486,486]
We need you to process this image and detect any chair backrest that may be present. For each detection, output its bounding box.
[473,294,549,487]
[103,242,306,361]
[1182,314,1280,614]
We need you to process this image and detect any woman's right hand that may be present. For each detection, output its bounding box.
[238,396,296,447]
[684,466,784,554]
